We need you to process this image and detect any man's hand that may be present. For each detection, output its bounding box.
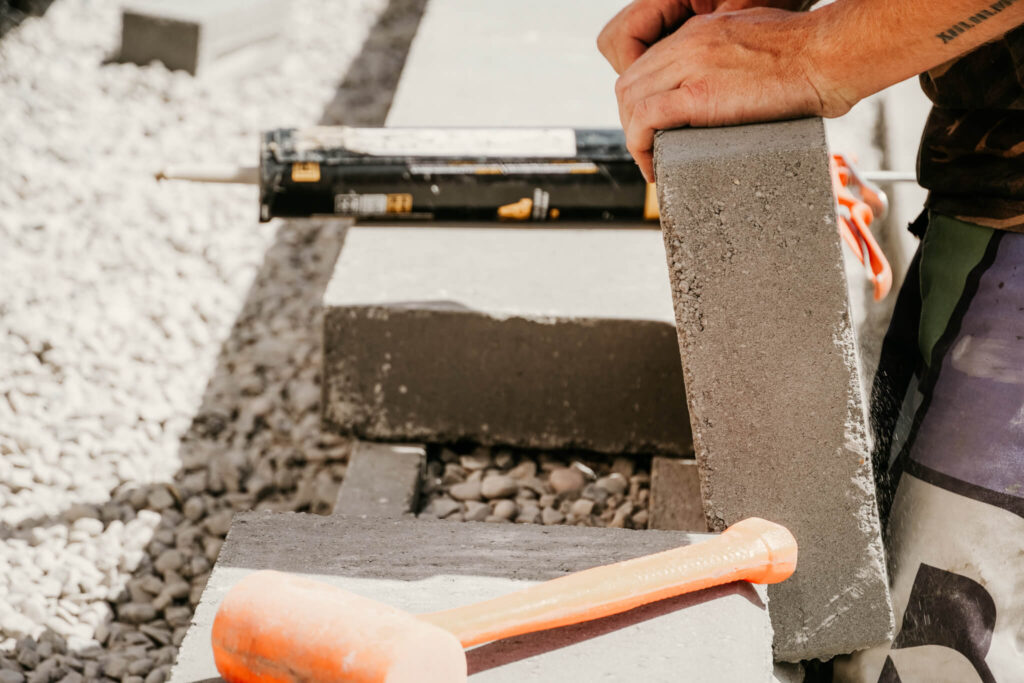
[597,0,693,75]
[613,8,845,181]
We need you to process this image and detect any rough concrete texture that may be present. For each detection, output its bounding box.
[322,226,691,454]
[333,441,425,518]
[648,456,706,532]
[653,118,893,660]
[119,0,287,76]
[386,0,627,126]
[171,513,775,682]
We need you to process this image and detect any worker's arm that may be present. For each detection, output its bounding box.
[607,0,1024,181]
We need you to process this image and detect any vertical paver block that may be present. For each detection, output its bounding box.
[333,441,425,518]
[653,118,893,660]
[649,456,706,532]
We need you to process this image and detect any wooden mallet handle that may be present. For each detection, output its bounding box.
[420,516,797,647]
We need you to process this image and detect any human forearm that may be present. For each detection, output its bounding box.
[811,0,1024,107]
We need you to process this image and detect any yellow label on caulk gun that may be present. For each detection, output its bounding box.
[291,162,321,182]
[644,183,660,221]
[386,194,413,213]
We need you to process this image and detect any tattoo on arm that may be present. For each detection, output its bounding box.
[936,0,1018,44]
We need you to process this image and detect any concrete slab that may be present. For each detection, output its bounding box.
[322,226,691,454]
[333,441,425,518]
[653,119,893,661]
[171,513,776,682]
[386,0,627,127]
[119,0,286,76]
[648,457,706,532]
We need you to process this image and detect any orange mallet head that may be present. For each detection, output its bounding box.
[211,517,797,683]
[212,571,465,683]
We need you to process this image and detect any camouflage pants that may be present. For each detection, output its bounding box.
[834,213,1024,681]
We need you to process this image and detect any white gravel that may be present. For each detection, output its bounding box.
[0,0,385,656]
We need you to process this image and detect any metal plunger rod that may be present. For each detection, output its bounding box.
[155,165,259,184]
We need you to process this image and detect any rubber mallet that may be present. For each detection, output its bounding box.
[211,516,797,683]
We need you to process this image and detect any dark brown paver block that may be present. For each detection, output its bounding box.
[333,441,425,518]
[171,513,776,682]
[649,456,707,532]
[653,118,893,660]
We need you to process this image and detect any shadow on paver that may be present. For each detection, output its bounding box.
[466,587,755,675]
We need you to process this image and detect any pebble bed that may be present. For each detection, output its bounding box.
[420,448,652,529]
[0,0,384,680]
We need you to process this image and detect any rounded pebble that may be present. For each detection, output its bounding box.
[542,508,565,525]
[448,481,482,502]
[595,474,629,496]
[549,467,585,494]
[427,498,462,519]
[506,461,537,479]
[463,501,490,522]
[516,505,542,524]
[458,451,492,471]
[117,603,157,625]
[492,500,518,520]
[480,475,518,500]
[569,499,595,518]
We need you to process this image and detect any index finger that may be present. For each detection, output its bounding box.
[598,1,691,74]
[610,39,650,75]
